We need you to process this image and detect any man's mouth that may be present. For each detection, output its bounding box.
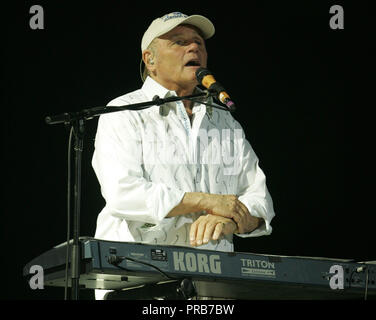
[185,59,201,67]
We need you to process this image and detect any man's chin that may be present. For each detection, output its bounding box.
[182,70,200,84]
[184,66,201,77]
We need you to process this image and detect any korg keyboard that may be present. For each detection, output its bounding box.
[23,237,376,299]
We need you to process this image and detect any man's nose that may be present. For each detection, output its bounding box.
[187,41,199,53]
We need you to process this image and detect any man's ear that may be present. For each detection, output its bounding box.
[142,50,156,72]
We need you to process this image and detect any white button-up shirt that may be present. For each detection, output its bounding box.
[92,77,275,253]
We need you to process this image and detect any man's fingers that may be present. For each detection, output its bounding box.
[234,203,247,233]
[230,199,248,224]
[190,217,207,246]
[231,212,241,224]
[190,218,224,246]
[203,222,216,244]
[189,221,198,246]
[190,214,239,247]
[236,201,249,218]
[237,200,250,217]
[212,223,224,240]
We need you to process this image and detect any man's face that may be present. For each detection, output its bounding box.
[152,25,208,91]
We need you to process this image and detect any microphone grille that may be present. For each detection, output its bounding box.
[195,67,211,83]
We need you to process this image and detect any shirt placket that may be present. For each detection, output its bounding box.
[176,102,207,191]
[193,106,208,191]
[176,101,196,170]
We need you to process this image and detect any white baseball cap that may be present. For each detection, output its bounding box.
[141,12,215,52]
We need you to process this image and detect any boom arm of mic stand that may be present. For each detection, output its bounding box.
[188,99,233,111]
[45,91,214,125]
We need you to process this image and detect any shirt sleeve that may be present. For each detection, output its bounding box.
[234,123,276,238]
[92,105,185,225]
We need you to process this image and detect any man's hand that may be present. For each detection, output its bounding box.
[203,194,261,234]
[189,214,237,247]
[167,192,263,234]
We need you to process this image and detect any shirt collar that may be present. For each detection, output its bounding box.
[141,77,178,116]
[141,76,213,118]
[142,76,172,101]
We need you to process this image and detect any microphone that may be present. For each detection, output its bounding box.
[195,67,235,111]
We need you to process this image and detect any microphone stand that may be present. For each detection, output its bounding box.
[45,89,229,300]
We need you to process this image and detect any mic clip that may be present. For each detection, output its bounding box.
[204,89,236,112]
[204,89,217,99]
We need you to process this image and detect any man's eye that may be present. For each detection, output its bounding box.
[173,39,203,46]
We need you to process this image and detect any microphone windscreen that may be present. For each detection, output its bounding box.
[195,67,212,83]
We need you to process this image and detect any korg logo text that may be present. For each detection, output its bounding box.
[173,252,222,274]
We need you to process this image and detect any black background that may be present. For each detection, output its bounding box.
[2,1,373,300]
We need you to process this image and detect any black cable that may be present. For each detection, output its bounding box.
[349,265,369,300]
[108,255,179,281]
[64,127,74,300]
[109,257,199,299]
[189,99,232,112]
[348,269,356,289]
[364,266,369,300]
[126,257,178,280]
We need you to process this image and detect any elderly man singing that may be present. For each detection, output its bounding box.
[92,12,275,300]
